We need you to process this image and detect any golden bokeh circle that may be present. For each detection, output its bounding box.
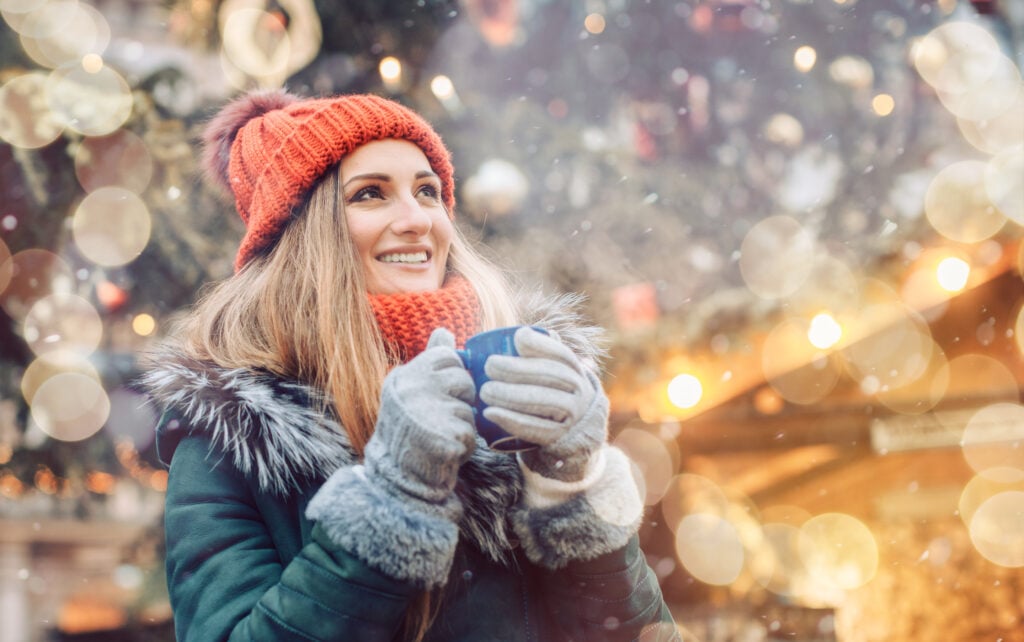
[924,160,1006,243]
[0,72,63,148]
[29,372,110,442]
[739,215,817,300]
[675,513,745,586]
[20,351,100,405]
[969,490,1024,568]
[72,186,152,266]
[985,145,1024,225]
[798,512,878,591]
[23,293,103,358]
[45,62,133,136]
[961,403,1024,476]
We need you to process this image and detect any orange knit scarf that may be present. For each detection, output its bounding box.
[368,276,481,363]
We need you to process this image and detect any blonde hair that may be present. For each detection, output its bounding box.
[172,166,518,455]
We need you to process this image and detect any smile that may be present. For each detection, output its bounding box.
[377,251,429,264]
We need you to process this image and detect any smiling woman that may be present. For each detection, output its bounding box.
[341,139,454,294]
[139,89,680,642]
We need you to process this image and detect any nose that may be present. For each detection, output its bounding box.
[389,196,432,236]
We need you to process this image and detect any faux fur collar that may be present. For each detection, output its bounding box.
[141,290,607,565]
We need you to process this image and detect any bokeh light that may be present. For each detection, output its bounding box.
[660,473,730,534]
[584,13,606,35]
[807,312,842,350]
[942,354,1019,407]
[29,372,110,442]
[763,318,841,405]
[739,215,817,300]
[0,72,63,148]
[956,87,1024,154]
[959,467,1024,528]
[72,186,152,266]
[913,21,1002,94]
[961,403,1024,476]
[985,145,1024,225]
[798,513,878,591]
[794,45,817,72]
[924,160,1006,243]
[969,491,1024,568]
[45,61,133,136]
[17,1,111,70]
[675,513,745,586]
[379,56,402,87]
[667,373,702,409]
[613,427,675,505]
[935,256,970,292]
[871,93,895,116]
[23,293,103,358]
[132,313,156,337]
[20,351,101,405]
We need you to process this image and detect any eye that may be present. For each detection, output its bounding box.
[349,185,384,202]
[416,183,441,201]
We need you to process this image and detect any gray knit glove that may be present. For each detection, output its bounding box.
[479,326,608,481]
[364,328,477,509]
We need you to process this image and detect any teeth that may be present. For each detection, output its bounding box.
[379,251,428,264]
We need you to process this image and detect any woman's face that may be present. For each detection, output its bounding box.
[340,139,453,295]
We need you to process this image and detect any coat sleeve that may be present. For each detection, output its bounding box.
[164,434,418,642]
[512,445,682,640]
[540,535,681,642]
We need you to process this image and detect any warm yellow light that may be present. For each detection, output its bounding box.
[794,46,817,72]
[668,373,703,409]
[872,93,895,116]
[584,13,606,34]
[807,312,843,349]
[81,54,103,74]
[132,313,156,336]
[936,256,970,291]
[378,56,402,82]
[430,75,455,100]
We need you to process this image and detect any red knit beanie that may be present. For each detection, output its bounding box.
[201,90,456,271]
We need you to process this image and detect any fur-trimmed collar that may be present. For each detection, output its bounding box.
[141,291,607,565]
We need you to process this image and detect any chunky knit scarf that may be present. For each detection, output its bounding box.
[368,276,481,362]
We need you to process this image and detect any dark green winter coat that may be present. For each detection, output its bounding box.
[144,297,680,641]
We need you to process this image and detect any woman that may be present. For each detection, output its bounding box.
[143,89,679,641]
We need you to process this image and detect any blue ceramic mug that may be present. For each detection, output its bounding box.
[456,326,547,452]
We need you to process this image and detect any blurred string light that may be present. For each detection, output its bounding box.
[72,187,152,266]
[793,45,817,72]
[430,74,465,115]
[871,93,895,116]
[667,373,702,409]
[807,312,842,350]
[935,256,970,292]
[132,313,156,337]
[584,13,606,35]
[378,56,402,92]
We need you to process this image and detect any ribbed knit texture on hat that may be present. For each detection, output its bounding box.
[368,276,481,362]
[203,91,456,271]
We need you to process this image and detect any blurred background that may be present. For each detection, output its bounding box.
[1,0,1023,640]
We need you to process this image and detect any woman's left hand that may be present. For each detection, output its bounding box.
[479,326,609,481]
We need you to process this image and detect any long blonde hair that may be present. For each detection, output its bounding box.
[173,165,519,455]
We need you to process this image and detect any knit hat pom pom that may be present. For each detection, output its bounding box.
[201,89,299,198]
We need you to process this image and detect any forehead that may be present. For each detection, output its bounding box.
[340,139,432,174]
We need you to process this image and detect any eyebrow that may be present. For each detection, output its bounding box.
[342,170,439,189]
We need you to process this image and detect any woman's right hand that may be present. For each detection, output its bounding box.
[364,327,477,505]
